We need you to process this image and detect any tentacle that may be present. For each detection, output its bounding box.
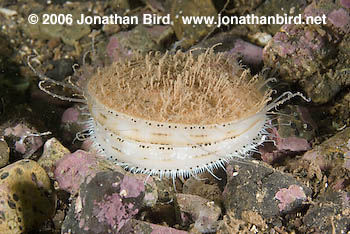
[38,81,87,103]
[28,55,81,92]
[265,91,311,111]
[28,55,87,103]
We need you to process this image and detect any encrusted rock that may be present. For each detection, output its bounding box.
[54,150,124,194]
[223,160,311,220]
[250,0,308,34]
[54,150,157,207]
[3,122,44,159]
[61,171,146,233]
[303,127,350,170]
[263,0,350,104]
[0,159,56,233]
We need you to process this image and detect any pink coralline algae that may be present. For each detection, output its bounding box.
[275,185,307,212]
[54,150,107,194]
[341,0,350,8]
[328,8,350,29]
[343,139,350,170]
[61,171,147,233]
[106,36,132,62]
[61,107,80,123]
[263,0,350,104]
[94,193,139,233]
[260,127,310,164]
[120,176,145,198]
[228,39,263,66]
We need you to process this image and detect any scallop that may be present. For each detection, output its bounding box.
[30,48,308,179]
[84,49,276,179]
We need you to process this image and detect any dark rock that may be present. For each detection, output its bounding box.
[45,59,75,81]
[182,176,223,206]
[277,105,317,140]
[0,33,12,68]
[228,0,263,15]
[223,160,312,220]
[175,193,221,233]
[303,127,350,170]
[303,191,350,233]
[119,219,188,234]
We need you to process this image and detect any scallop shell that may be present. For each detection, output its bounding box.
[84,49,275,178]
[29,47,309,179]
[87,94,268,178]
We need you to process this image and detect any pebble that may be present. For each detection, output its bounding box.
[0,159,56,233]
[0,139,9,168]
[228,39,263,68]
[190,32,263,71]
[38,137,70,179]
[249,32,272,46]
[260,106,313,165]
[60,106,87,145]
[175,193,221,233]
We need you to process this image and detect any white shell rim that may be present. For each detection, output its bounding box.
[86,93,271,178]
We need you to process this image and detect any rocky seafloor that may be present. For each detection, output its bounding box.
[0,0,350,233]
